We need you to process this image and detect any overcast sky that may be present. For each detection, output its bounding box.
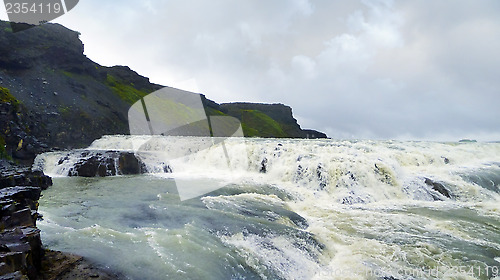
[2,0,499,141]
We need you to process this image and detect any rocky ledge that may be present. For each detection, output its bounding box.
[0,160,120,279]
[0,160,51,279]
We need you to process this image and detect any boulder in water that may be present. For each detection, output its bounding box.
[260,158,268,173]
[118,153,142,175]
[68,151,145,177]
[71,153,116,177]
[424,178,452,199]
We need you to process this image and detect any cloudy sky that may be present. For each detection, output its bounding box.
[2,0,500,141]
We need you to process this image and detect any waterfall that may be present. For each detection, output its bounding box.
[34,135,500,203]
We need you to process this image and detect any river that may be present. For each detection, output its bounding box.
[34,136,500,280]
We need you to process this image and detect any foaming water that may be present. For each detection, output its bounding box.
[36,136,500,279]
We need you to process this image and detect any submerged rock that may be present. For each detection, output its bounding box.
[260,158,268,173]
[39,250,122,280]
[424,178,452,199]
[316,164,328,190]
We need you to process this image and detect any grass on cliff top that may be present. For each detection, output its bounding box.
[240,109,287,138]
[106,74,149,105]
[203,107,287,138]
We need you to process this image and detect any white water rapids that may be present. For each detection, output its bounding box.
[34,136,500,279]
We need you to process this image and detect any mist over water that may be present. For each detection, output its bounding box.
[36,136,500,279]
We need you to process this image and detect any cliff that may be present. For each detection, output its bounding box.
[220,103,327,138]
[0,21,161,156]
[0,20,326,163]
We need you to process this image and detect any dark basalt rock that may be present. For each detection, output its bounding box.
[424,178,452,199]
[316,164,327,190]
[118,153,142,175]
[163,165,172,173]
[0,227,42,279]
[341,194,366,205]
[0,186,42,230]
[260,158,268,173]
[0,162,48,279]
[65,151,145,177]
[72,154,116,177]
[39,250,122,280]
[0,186,42,202]
[0,161,53,190]
[0,93,48,165]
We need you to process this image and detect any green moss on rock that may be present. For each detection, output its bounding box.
[0,87,20,106]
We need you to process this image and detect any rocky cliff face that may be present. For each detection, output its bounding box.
[0,86,48,165]
[0,160,52,279]
[0,20,326,163]
[0,21,161,158]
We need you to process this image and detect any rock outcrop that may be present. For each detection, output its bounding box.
[39,250,120,280]
[0,160,52,279]
[0,20,162,158]
[55,151,145,177]
[0,87,49,166]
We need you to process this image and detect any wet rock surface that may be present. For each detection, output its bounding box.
[424,177,452,199]
[58,151,145,177]
[39,250,121,280]
[0,162,52,190]
[0,161,50,279]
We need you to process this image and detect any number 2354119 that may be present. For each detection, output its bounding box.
[5,2,63,14]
